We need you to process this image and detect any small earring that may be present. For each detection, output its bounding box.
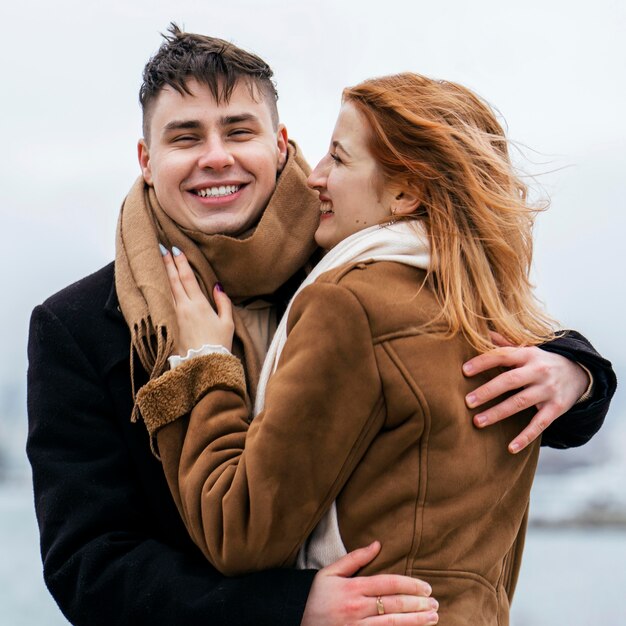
[379,208,398,229]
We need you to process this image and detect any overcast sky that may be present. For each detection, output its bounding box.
[2,0,624,410]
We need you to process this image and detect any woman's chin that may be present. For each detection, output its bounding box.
[314,227,333,251]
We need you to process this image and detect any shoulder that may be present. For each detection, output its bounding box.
[309,261,441,337]
[42,262,116,319]
[30,262,129,373]
[317,259,427,295]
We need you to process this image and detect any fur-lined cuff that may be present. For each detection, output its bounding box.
[136,352,246,437]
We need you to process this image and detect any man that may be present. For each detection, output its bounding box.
[27,25,616,626]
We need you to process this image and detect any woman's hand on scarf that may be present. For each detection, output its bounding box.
[462,332,590,454]
[161,245,234,355]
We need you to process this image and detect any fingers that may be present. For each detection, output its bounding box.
[347,588,439,626]
[161,244,220,310]
[465,365,531,413]
[373,594,438,614]
[160,243,236,353]
[357,595,439,626]
[160,244,187,306]
[508,405,558,453]
[324,541,382,577]
[471,384,546,428]
[462,346,528,378]
[213,283,234,326]
[465,347,586,453]
[171,246,205,300]
[357,573,432,599]
[358,610,439,625]
[305,551,438,626]
[488,331,514,347]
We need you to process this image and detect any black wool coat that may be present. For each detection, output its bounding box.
[26,262,616,626]
[27,263,316,626]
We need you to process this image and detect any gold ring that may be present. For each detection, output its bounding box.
[376,596,385,615]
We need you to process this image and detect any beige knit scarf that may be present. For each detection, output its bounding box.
[115,142,320,413]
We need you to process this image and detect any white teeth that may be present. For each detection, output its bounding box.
[320,201,334,214]
[195,185,240,198]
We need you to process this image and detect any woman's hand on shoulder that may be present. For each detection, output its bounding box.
[462,332,589,454]
[160,245,234,355]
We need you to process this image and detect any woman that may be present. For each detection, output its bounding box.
[138,73,571,624]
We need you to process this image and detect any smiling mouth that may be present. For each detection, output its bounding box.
[320,201,334,215]
[192,184,242,198]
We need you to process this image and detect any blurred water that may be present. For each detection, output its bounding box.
[0,481,68,625]
[511,528,626,625]
[2,480,625,625]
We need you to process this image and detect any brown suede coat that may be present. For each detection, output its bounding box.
[137,260,540,626]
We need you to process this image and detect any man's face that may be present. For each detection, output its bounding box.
[138,79,288,236]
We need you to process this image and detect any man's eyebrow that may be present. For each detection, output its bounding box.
[332,140,351,157]
[162,120,202,133]
[221,113,260,125]
[161,114,260,134]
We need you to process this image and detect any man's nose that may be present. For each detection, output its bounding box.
[197,137,235,170]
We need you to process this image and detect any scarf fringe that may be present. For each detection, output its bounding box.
[129,322,174,424]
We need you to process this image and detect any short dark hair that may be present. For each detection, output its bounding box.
[140,23,279,140]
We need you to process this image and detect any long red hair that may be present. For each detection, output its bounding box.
[343,73,555,351]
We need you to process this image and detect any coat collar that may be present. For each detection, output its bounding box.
[104,270,124,322]
[97,262,133,376]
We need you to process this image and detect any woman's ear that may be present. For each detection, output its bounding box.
[391,188,421,216]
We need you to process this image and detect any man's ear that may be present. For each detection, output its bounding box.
[138,139,153,186]
[276,124,289,173]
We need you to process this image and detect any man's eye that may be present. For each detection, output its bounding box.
[172,135,197,143]
[229,129,254,138]
[330,153,342,164]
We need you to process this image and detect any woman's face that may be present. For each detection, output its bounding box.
[308,102,394,250]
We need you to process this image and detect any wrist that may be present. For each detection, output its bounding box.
[169,344,232,370]
[575,363,594,404]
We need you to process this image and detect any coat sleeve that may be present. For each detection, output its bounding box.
[27,303,315,626]
[137,282,385,576]
[539,330,617,448]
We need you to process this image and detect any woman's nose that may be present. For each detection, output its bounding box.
[307,166,325,190]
